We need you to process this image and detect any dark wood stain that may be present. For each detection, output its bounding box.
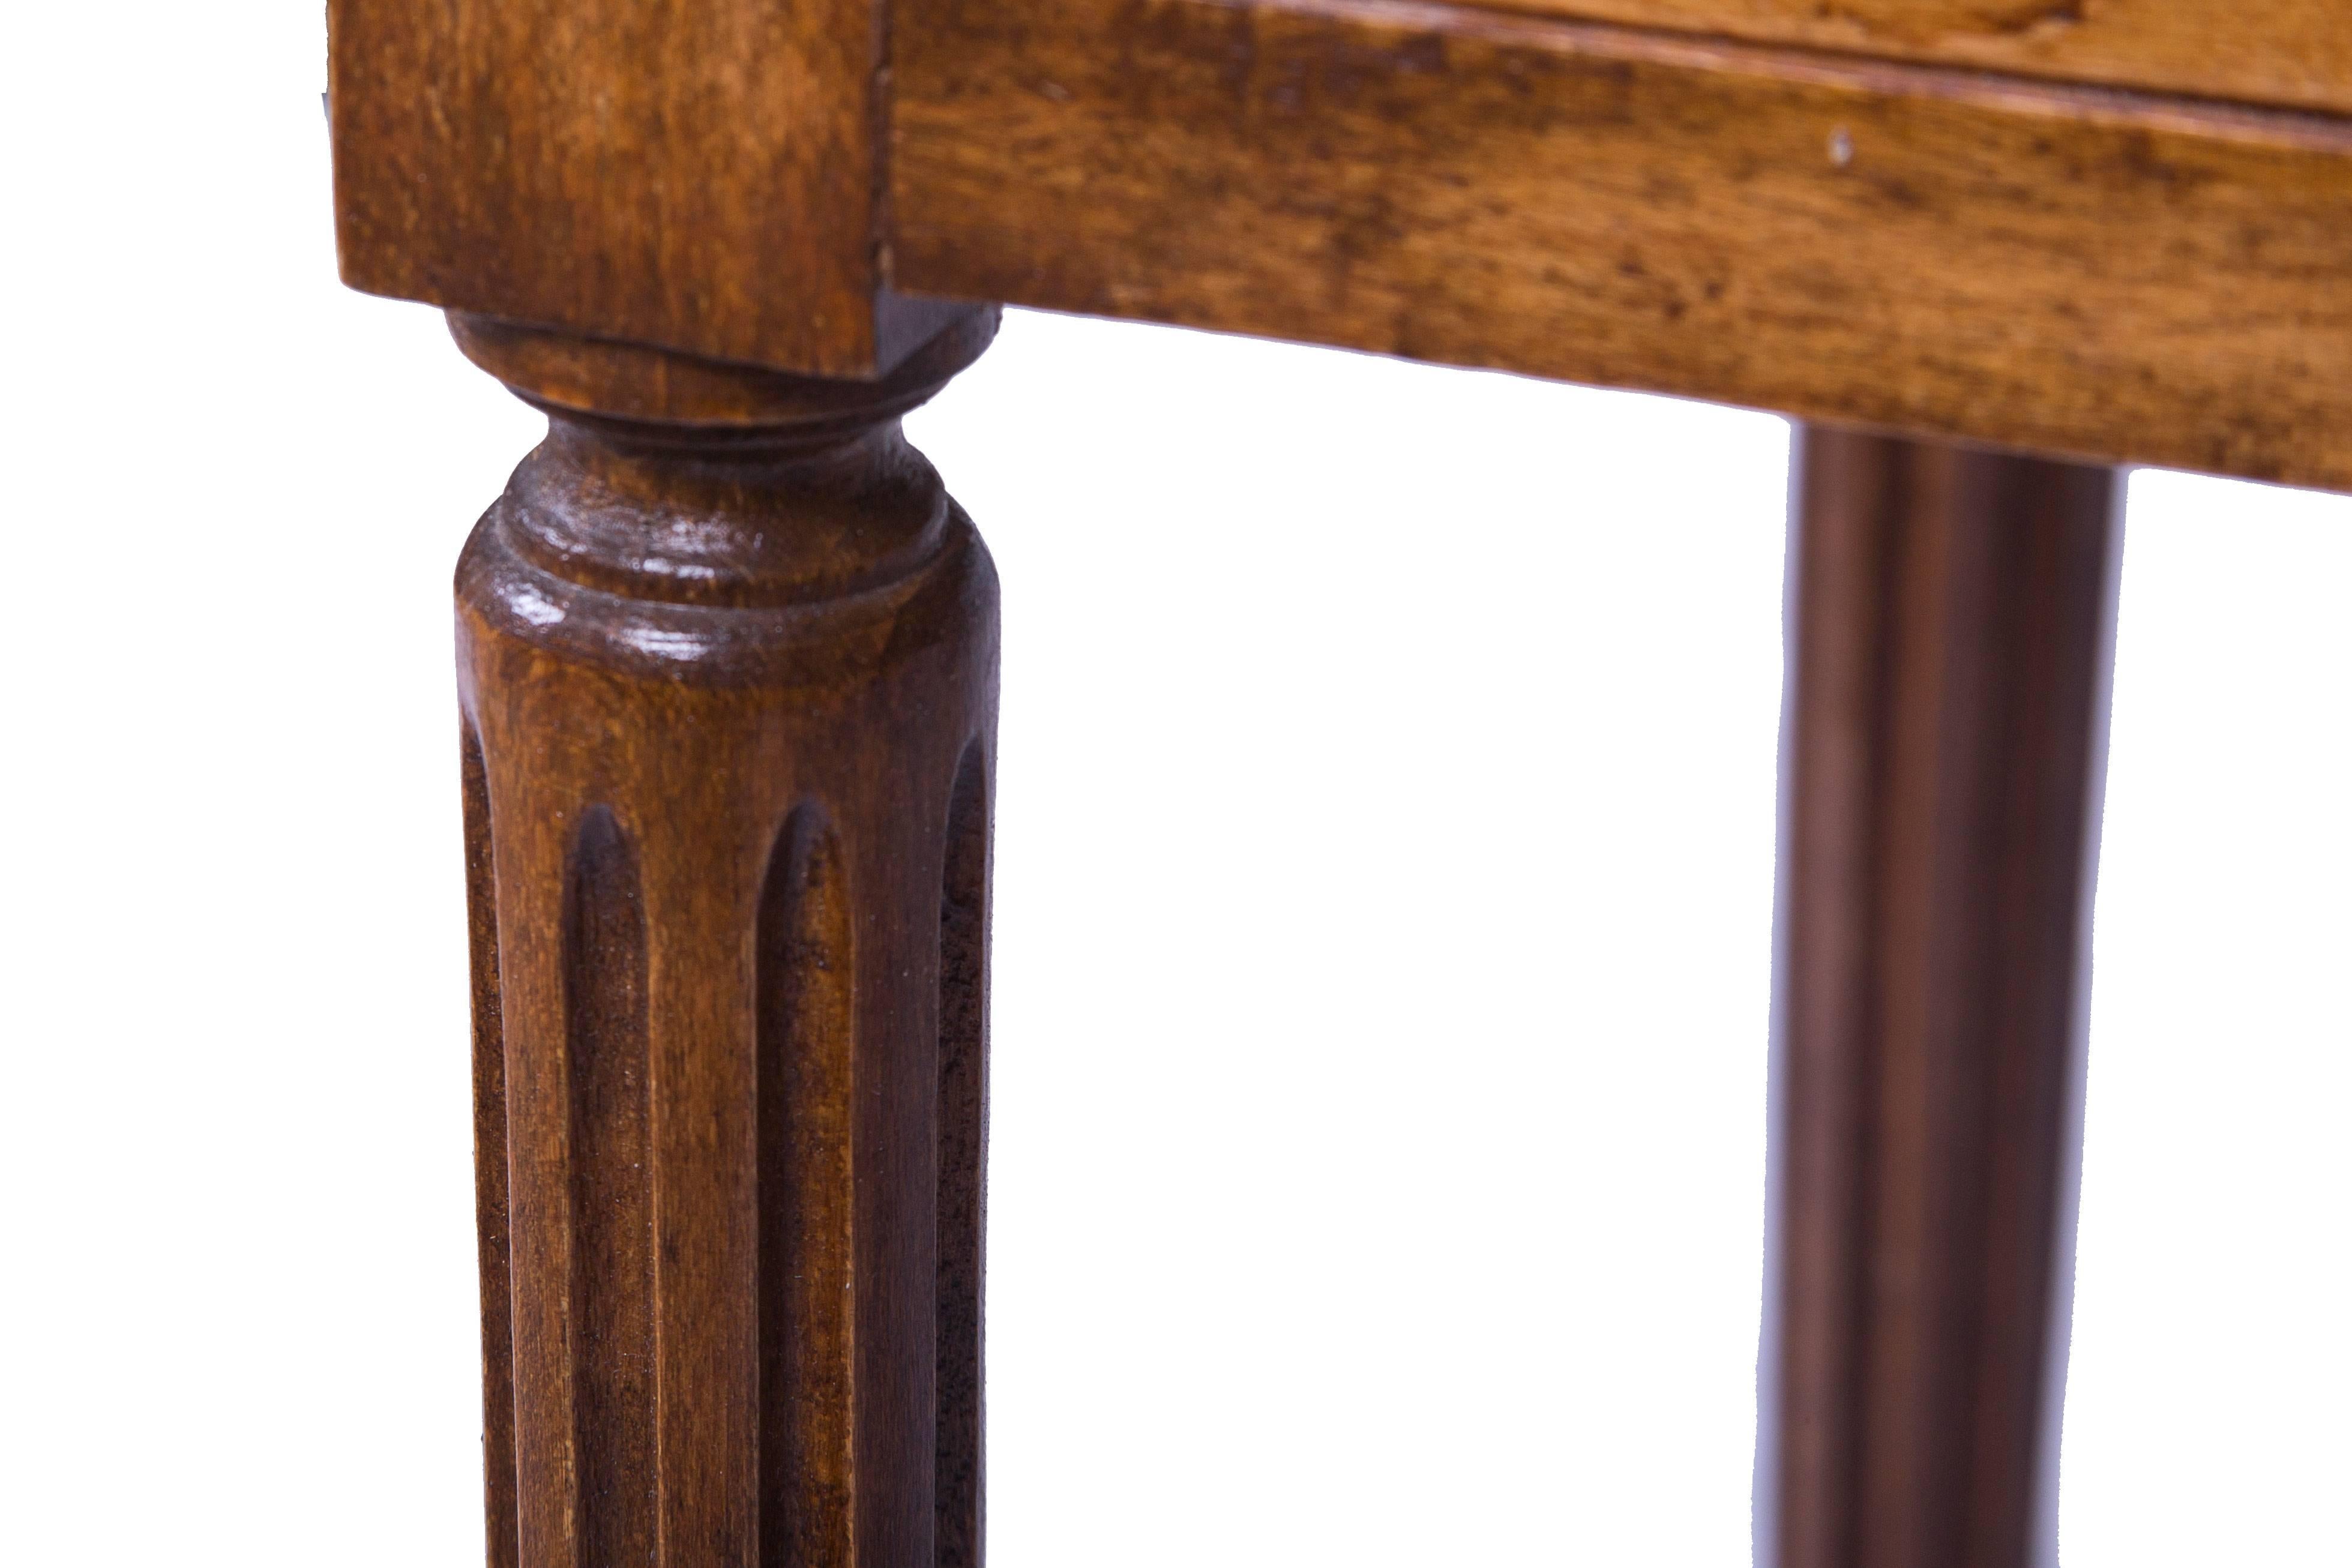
[757,809,859,1568]
[934,745,992,1568]
[1769,425,2115,1568]
[562,806,658,1568]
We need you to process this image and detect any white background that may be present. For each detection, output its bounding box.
[3,7,2345,1563]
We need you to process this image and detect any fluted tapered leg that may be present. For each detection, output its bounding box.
[1763,427,2120,1568]
[451,310,999,1568]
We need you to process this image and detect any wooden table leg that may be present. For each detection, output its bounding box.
[1763,428,2122,1568]
[451,308,1000,1568]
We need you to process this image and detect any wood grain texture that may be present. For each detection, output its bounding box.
[456,308,1000,1568]
[328,0,965,376]
[892,0,2352,489]
[1453,0,2352,115]
[1764,427,2116,1568]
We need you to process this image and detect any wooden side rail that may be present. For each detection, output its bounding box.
[1403,0,2352,113]
[891,0,2352,490]
[332,0,2352,491]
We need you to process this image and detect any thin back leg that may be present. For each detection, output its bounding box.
[1762,427,2121,1568]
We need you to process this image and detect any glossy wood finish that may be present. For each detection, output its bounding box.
[454,307,999,1568]
[893,0,2352,490]
[1766,427,2118,1568]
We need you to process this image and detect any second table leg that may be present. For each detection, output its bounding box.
[1762,427,2121,1568]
